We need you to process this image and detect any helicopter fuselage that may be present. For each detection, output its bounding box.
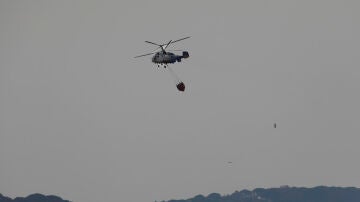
[152,51,189,64]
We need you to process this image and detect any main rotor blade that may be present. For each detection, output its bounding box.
[134,52,155,58]
[139,37,190,56]
[169,36,190,45]
[159,37,190,50]
[163,40,172,50]
[166,49,185,52]
[145,41,161,47]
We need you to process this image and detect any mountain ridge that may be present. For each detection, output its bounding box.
[2,186,360,202]
[0,193,70,202]
[165,186,360,202]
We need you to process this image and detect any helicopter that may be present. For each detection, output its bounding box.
[134,36,190,68]
[134,37,190,91]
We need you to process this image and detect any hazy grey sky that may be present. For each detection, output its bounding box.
[1,1,360,202]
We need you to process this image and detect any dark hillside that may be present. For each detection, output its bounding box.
[0,194,70,202]
[166,186,360,202]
